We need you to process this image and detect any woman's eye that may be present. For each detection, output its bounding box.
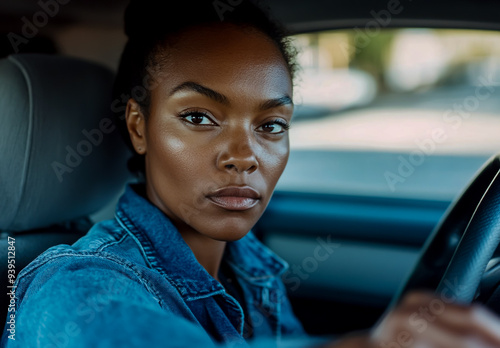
[258,121,289,134]
[181,113,215,126]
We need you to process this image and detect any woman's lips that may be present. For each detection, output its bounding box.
[206,187,260,211]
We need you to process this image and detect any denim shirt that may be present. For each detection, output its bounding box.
[1,185,318,348]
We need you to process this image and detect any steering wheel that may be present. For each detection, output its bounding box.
[387,154,500,311]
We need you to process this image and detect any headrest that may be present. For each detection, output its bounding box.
[0,54,131,232]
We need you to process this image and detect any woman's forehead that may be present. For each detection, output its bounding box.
[150,24,293,100]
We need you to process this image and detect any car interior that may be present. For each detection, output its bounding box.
[2,0,500,339]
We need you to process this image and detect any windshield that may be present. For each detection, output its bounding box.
[278,28,500,199]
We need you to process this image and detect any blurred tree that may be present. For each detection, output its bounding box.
[349,30,395,93]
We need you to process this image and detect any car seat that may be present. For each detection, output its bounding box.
[0,54,131,328]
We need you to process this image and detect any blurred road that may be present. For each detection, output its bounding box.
[290,84,500,154]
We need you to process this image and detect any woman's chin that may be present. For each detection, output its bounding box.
[193,211,262,242]
[207,227,252,242]
[213,232,248,242]
[200,221,255,242]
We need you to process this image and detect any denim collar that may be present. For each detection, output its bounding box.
[115,184,287,301]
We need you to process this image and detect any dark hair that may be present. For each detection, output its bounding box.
[112,0,298,176]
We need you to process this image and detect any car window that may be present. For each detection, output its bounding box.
[278,28,500,200]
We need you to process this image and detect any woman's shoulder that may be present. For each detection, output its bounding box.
[13,218,157,304]
[22,218,146,276]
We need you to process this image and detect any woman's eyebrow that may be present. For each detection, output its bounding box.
[169,81,229,105]
[169,81,293,111]
[259,95,293,111]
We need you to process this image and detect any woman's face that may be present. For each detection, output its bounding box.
[126,24,293,242]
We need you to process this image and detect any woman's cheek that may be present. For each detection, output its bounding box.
[153,133,193,174]
[161,135,186,153]
[263,139,289,175]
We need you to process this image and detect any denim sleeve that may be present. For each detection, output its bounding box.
[6,254,218,348]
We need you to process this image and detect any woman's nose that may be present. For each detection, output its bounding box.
[216,135,259,174]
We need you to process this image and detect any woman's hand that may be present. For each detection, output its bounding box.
[330,291,500,348]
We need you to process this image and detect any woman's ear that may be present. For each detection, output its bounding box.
[125,99,147,155]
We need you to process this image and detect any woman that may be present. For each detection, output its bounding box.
[4,0,500,347]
